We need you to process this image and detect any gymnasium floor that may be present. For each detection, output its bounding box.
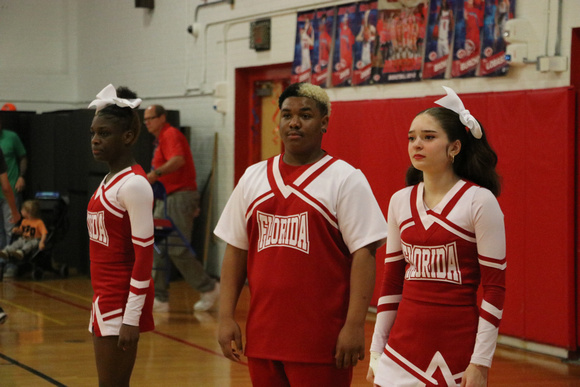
[1,275,580,386]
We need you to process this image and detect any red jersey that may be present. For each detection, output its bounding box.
[318,30,332,65]
[87,165,155,336]
[152,123,197,194]
[340,24,355,69]
[371,181,506,386]
[215,154,387,363]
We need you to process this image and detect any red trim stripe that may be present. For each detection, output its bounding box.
[377,303,399,313]
[399,217,413,230]
[441,180,474,217]
[245,190,274,218]
[478,254,506,267]
[102,311,123,322]
[427,210,476,238]
[480,309,501,328]
[385,250,403,259]
[130,286,150,295]
[289,183,338,224]
[102,170,133,192]
[384,347,433,385]
[296,156,338,188]
[133,235,154,244]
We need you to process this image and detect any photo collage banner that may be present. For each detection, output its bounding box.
[291,0,516,87]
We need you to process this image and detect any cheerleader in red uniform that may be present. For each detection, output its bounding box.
[368,86,506,387]
[87,84,155,386]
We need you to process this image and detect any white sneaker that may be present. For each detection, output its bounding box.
[153,298,169,313]
[194,283,220,312]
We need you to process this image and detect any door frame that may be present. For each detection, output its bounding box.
[571,27,580,351]
[234,63,291,183]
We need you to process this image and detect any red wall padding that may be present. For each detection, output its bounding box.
[322,87,576,350]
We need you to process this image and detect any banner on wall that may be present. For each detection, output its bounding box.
[372,0,427,83]
[311,8,336,87]
[291,11,316,84]
[332,3,358,87]
[479,0,515,76]
[451,0,484,77]
[292,0,516,86]
[423,0,455,80]
[351,1,378,86]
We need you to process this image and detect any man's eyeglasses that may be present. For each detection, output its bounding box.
[143,116,159,122]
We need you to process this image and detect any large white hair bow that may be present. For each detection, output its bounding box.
[434,86,482,139]
[88,84,142,113]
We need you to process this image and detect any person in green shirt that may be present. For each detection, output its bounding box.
[0,115,27,277]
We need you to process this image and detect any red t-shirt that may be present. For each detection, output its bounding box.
[152,123,197,194]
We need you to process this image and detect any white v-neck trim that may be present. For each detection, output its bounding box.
[272,154,333,199]
[417,180,466,229]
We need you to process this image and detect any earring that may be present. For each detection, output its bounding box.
[450,153,455,164]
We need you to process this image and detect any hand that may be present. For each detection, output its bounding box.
[335,321,365,369]
[9,213,21,225]
[460,363,489,387]
[146,171,158,184]
[217,317,243,362]
[15,177,25,192]
[118,323,140,351]
[366,351,381,383]
[366,365,375,383]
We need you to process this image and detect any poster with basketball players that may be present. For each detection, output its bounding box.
[480,0,515,76]
[291,11,316,84]
[372,0,427,84]
[332,3,358,87]
[351,1,378,86]
[311,7,335,87]
[423,0,455,80]
[451,0,484,77]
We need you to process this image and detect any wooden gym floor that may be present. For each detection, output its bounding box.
[1,275,580,386]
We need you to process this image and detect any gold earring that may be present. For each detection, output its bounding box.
[450,154,455,164]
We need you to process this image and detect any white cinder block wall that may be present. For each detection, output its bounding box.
[0,0,578,276]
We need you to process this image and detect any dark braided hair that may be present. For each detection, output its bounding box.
[97,86,141,142]
[406,107,501,197]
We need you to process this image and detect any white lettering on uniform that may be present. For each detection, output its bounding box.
[402,241,461,284]
[257,211,309,253]
[87,211,109,246]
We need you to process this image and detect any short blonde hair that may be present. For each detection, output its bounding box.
[21,200,41,218]
[278,82,331,117]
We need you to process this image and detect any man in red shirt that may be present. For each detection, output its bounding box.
[144,105,219,313]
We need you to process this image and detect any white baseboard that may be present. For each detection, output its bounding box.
[497,335,570,359]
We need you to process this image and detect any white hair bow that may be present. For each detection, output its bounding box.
[88,84,142,113]
[434,86,482,139]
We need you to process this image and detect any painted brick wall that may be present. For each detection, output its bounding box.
[0,0,579,275]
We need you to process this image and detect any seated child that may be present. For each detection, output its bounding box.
[0,200,48,261]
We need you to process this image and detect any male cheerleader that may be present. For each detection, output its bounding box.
[215,82,387,387]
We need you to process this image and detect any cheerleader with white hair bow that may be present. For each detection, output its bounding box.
[368,86,506,387]
[87,84,155,387]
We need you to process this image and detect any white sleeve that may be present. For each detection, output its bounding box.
[470,188,506,367]
[336,169,388,253]
[118,175,154,327]
[119,175,154,241]
[214,174,250,250]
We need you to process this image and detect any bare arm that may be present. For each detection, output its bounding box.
[217,244,248,362]
[39,231,47,250]
[0,173,20,223]
[15,156,27,192]
[335,243,377,369]
[146,155,185,184]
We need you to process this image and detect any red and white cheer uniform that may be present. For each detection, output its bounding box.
[371,180,506,386]
[87,165,155,336]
